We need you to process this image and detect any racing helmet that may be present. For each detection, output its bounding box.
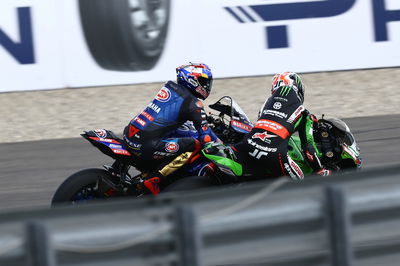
[271,72,305,103]
[176,63,213,100]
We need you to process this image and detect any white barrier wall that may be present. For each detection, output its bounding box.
[1,0,399,92]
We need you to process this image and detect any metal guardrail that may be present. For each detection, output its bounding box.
[0,166,400,266]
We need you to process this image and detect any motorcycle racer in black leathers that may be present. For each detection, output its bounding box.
[123,63,220,194]
[234,72,331,180]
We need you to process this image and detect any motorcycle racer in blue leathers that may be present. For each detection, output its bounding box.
[123,63,220,195]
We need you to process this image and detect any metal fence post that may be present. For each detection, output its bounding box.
[174,205,203,266]
[25,221,56,266]
[325,185,353,266]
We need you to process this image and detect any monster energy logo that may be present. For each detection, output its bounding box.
[280,86,291,96]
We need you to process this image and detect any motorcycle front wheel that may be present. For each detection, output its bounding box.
[51,168,116,206]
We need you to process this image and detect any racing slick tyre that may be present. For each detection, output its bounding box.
[79,0,170,71]
[51,168,113,206]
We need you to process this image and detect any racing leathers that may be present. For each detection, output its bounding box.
[123,81,219,194]
[234,85,327,180]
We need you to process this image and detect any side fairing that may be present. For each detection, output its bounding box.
[288,136,314,175]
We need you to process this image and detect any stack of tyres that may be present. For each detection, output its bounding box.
[79,0,171,71]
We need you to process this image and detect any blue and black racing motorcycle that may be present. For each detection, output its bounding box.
[51,96,255,205]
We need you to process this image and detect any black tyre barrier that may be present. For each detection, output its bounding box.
[79,0,170,71]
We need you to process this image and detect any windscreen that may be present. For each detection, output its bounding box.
[231,98,251,124]
[209,96,252,125]
[328,118,355,146]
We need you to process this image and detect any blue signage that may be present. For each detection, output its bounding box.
[0,7,35,64]
[225,0,400,49]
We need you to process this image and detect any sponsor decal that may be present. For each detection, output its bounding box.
[141,111,154,122]
[263,109,288,118]
[147,102,161,113]
[155,87,171,102]
[287,105,305,123]
[247,139,277,152]
[284,163,296,179]
[154,151,175,157]
[289,159,304,179]
[89,137,119,143]
[252,132,277,142]
[165,142,179,153]
[128,124,139,138]
[94,129,107,138]
[249,148,269,159]
[254,119,289,139]
[109,144,122,149]
[231,120,252,132]
[273,97,288,102]
[124,138,142,150]
[280,86,292,96]
[99,138,113,143]
[112,149,131,156]
[134,117,146,127]
[273,102,282,110]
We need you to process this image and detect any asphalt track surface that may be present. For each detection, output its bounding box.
[0,114,399,213]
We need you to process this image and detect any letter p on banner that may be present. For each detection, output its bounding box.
[373,0,400,41]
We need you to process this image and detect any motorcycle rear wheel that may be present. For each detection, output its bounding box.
[51,168,115,206]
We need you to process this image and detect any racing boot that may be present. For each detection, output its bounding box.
[143,175,163,195]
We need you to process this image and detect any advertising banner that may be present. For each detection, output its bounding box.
[0,0,64,91]
[1,0,399,92]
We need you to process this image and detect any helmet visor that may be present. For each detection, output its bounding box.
[198,76,213,92]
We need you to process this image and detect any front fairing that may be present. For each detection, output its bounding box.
[320,118,362,169]
[202,143,243,176]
